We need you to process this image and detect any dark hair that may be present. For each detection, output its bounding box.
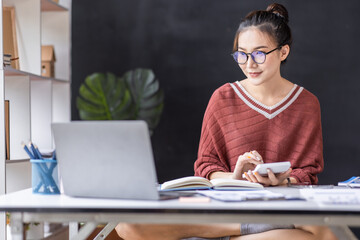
[233,3,292,63]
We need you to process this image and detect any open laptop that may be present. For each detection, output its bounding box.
[52,120,160,200]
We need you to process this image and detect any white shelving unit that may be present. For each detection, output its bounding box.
[0,0,71,238]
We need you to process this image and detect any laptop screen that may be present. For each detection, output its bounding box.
[52,120,159,200]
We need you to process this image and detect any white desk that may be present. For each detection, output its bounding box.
[1,187,360,239]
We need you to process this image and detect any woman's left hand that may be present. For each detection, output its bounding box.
[244,168,292,186]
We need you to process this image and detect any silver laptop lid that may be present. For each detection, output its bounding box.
[52,120,159,200]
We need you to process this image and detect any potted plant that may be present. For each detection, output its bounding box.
[76,68,164,134]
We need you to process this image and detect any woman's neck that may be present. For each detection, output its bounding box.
[240,77,294,107]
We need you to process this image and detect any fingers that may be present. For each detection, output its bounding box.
[267,169,278,183]
[277,168,292,179]
[234,152,263,179]
[243,172,250,181]
[237,151,263,164]
[249,168,293,186]
[235,150,262,181]
[252,171,267,183]
[244,171,259,183]
[245,151,263,163]
[249,170,275,186]
[250,150,264,163]
[275,168,292,185]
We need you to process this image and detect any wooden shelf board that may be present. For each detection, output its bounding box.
[4,66,68,82]
[41,0,68,12]
[5,159,30,164]
[4,66,27,77]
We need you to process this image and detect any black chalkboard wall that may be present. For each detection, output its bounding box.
[71,0,360,185]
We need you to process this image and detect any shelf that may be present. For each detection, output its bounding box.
[4,66,68,82]
[5,159,30,164]
[3,0,68,12]
[41,0,68,12]
[3,66,27,77]
[1,0,71,237]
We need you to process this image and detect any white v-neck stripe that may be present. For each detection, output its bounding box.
[236,81,298,110]
[270,87,303,118]
[229,82,303,119]
[230,83,273,119]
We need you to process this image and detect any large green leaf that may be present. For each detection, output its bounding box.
[76,72,132,120]
[76,69,164,134]
[123,68,164,133]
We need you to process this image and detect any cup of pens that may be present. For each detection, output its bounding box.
[30,158,60,194]
[23,142,60,194]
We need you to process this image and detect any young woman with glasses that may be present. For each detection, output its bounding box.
[116,3,337,240]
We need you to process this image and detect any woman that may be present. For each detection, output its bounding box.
[195,2,322,187]
[116,3,337,240]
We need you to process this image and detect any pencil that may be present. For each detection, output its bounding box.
[29,142,42,159]
[52,150,56,160]
[34,145,43,159]
[22,144,35,159]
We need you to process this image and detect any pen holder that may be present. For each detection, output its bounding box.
[30,159,60,194]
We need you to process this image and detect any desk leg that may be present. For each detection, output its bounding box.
[69,222,79,239]
[0,212,6,240]
[71,222,97,240]
[94,222,118,240]
[10,212,24,240]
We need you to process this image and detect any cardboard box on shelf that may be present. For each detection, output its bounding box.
[41,45,56,78]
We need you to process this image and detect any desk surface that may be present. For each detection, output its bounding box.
[1,187,360,226]
[0,187,360,212]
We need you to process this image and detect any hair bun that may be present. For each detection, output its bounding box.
[266,3,289,23]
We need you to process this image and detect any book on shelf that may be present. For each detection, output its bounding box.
[5,100,10,160]
[3,54,11,66]
[4,54,11,60]
[160,176,263,191]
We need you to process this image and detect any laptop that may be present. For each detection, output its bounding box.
[52,120,160,200]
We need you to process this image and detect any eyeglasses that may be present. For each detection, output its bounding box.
[231,46,281,65]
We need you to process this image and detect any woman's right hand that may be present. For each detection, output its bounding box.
[232,150,263,180]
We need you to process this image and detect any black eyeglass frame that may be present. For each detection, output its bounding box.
[231,46,282,65]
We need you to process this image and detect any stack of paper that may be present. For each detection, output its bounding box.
[300,189,360,205]
[198,190,285,202]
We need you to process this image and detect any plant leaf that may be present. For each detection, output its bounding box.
[76,72,132,120]
[123,68,164,132]
[76,69,164,134]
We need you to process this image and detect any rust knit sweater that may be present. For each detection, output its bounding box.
[194,82,324,184]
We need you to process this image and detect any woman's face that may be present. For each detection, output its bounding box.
[236,27,288,86]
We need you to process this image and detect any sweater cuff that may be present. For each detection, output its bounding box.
[290,170,313,185]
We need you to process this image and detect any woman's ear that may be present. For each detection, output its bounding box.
[280,45,290,61]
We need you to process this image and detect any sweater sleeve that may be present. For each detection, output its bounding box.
[194,90,230,178]
[289,94,324,184]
